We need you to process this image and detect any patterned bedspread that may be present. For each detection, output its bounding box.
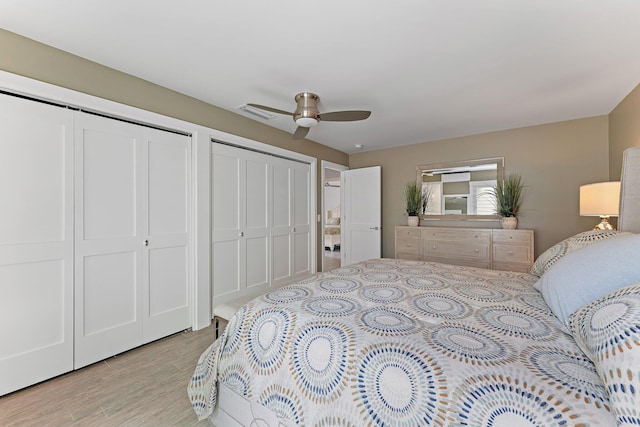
[188,258,614,425]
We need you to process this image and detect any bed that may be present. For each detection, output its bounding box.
[189,147,640,426]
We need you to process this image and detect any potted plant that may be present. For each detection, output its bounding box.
[490,173,524,229]
[403,181,429,226]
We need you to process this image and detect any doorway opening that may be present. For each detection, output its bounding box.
[321,161,347,272]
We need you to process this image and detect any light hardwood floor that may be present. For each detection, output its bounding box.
[0,324,221,426]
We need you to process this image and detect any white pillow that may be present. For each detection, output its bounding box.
[534,233,640,323]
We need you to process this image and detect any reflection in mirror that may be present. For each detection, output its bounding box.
[417,157,504,220]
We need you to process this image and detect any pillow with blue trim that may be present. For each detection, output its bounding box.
[534,233,640,323]
[530,230,631,277]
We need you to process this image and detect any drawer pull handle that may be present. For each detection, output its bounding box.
[474,249,479,253]
[432,245,436,249]
[508,251,514,255]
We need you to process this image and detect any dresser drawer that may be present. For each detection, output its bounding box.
[396,227,422,239]
[493,244,531,263]
[492,229,532,244]
[396,237,421,252]
[424,239,490,260]
[396,251,423,261]
[424,228,492,243]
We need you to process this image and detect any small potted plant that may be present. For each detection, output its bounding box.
[491,173,524,229]
[403,181,428,226]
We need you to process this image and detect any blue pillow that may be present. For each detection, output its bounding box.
[534,233,640,323]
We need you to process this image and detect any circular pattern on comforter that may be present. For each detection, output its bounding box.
[359,284,405,303]
[521,346,608,406]
[245,308,292,374]
[357,307,419,336]
[412,294,471,319]
[428,324,514,366]
[477,307,554,340]
[403,276,447,290]
[453,284,509,303]
[353,343,447,426]
[263,285,311,303]
[304,296,359,317]
[291,322,353,402]
[318,278,360,293]
[450,372,578,426]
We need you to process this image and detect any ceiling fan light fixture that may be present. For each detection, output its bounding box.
[295,117,319,128]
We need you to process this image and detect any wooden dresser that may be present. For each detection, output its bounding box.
[395,226,534,273]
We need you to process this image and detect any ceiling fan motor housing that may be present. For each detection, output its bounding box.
[294,92,320,127]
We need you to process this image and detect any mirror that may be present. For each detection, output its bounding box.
[417,157,504,220]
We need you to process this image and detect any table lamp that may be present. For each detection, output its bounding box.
[579,181,621,230]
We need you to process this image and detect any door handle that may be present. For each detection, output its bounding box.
[239,231,244,237]
[369,226,380,231]
[144,239,149,246]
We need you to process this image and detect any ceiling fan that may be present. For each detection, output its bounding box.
[248,92,371,140]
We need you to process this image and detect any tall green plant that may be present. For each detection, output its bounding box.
[491,173,524,217]
[404,181,429,216]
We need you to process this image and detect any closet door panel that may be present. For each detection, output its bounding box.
[82,129,137,240]
[74,113,143,369]
[143,130,191,342]
[292,163,311,278]
[271,159,293,286]
[0,96,73,395]
[244,153,269,290]
[212,145,243,301]
[83,252,138,335]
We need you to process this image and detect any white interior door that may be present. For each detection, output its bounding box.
[74,113,144,368]
[142,129,191,343]
[0,96,74,395]
[341,166,382,265]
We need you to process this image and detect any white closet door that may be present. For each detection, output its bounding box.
[0,96,73,395]
[291,161,311,279]
[211,143,270,305]
[74,113,144,368]
[272,157,311,286]
[271,157,292,286]
[142,129,191,343]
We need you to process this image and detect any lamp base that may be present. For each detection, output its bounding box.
[593,216,616,230]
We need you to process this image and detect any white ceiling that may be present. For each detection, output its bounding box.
[1,1,639,154]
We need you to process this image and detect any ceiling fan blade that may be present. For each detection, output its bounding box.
[247,103,293,116]
[319,110,371,122]
[293,126,310,140]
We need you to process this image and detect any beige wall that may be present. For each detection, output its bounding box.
[349,117,610,258]
[0,29,348,268]
[609,83,640,180]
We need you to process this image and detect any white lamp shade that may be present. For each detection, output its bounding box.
[579,181,621,216]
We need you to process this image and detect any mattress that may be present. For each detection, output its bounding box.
[189,258,615,425]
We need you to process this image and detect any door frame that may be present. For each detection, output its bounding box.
[320,161,348,272]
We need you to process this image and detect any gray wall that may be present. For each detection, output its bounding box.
[610,83,640,180]
[349,116,610,258]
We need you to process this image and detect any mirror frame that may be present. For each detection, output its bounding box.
[417,157,504,221]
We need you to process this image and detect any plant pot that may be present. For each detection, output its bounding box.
[407,216,420,227]
[501,217,518,229]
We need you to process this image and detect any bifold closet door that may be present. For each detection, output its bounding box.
[74,113,144,368]
[74,113,191,368]
[0,96,74,395]
[211,143,270,305]
[142,129,191,343]
[271,157,311,287]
